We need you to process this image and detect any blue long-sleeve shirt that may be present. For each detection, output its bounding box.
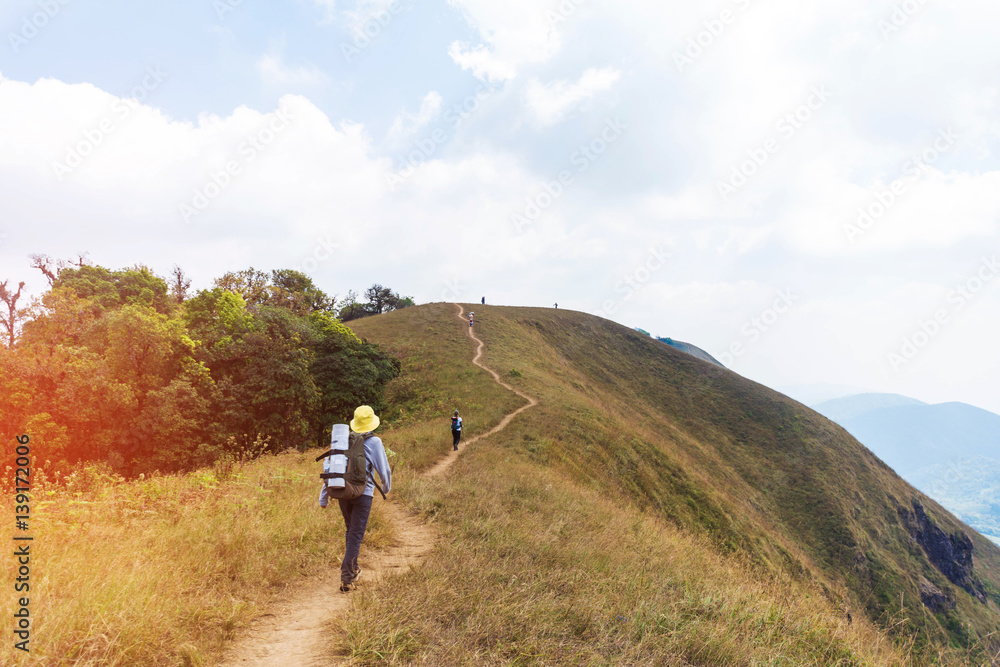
[318,433,392,507]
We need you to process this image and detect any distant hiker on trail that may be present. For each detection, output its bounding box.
[451,409,463,451]
[554,303,558,309]
[318,405,392,593]
[469,312,474,327]
[481,296,485,305]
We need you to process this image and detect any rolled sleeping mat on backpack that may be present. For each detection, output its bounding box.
[325,424,350,489]
[331,423,350,451]
[324,455,348,489]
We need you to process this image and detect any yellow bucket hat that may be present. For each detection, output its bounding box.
[350,405,380,433]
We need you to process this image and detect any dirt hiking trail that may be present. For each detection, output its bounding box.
[425,305,538,478]
[219,304,537,666]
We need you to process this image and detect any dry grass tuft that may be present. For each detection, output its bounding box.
[0,452,392,665]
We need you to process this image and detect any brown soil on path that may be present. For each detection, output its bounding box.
[218,502,434,666]
[217,303,537,666]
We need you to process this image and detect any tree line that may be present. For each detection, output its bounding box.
[0,257,412,476]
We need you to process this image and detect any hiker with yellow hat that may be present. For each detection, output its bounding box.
[319,405,392,592]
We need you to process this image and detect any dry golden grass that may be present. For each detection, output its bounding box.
[346,450,913,665]
[0,452,391,666]
[464,306,1000,649]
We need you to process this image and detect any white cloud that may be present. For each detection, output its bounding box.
[257,38,328,86]
[447,42,520,84]
[0,73,546,302]
[777,165,1000,254]
[386,92,443,143]
[447,0,581,82]
[0,76,375,266]
[6,0,1000,415]
[524,67,621,127]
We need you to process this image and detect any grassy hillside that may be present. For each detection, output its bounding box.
[345,303,1000,663]
[8,302,998,664]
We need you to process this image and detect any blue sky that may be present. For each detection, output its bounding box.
[0,0,474,127]
[1,0,999,413]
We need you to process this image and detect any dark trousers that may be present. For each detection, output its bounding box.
[338,494,373,584]
[452,429,461,450]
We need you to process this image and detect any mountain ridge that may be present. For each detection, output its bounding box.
[345,303,1000,660]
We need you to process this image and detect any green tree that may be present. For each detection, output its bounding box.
[308,311,400,445]
[182,288,254,338]
[18,275,208,471]
[7,261,401,475]
[337,290,367,322]
[56,348,137,463]
[0,345,31,446]
[269,269,336,315]
[339,284,414,321]
[214,268,271,309]
[186,292,321,452]
[214,268,337,316]
[103,305,189,399]
[19,287,103,351]
[2,343,135,464]
[51,264,173,314]
[218,307,321,451]
[131,378,216,473]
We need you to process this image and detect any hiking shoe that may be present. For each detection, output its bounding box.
[351,567,362,583]
[340,581,355,593]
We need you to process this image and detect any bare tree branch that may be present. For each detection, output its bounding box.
[169,265,192,304]
[0,279,26,348]
[29,254,57,285]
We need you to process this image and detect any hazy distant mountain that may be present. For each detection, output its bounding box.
[813,393,1000,477]
[814,392,1000,542]
[814,392,926,422]
[779,383,869,406]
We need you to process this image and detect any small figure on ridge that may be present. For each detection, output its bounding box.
[451,409,463,451]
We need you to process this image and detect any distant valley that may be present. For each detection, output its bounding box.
[813,393,1000,544]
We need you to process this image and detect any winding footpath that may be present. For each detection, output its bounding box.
[425,305,538,478]
[219,304,537,666]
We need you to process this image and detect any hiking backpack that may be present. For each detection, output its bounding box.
[316,426,386,501]
[451,416,462,431]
